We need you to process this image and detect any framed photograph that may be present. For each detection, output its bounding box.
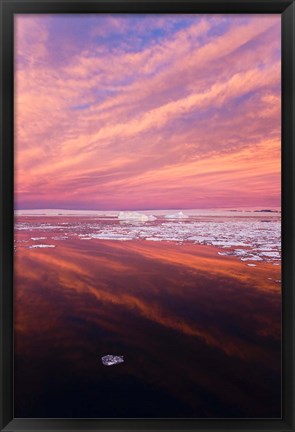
[1,0,294,431]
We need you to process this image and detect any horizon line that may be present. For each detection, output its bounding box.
[15,207,281,212]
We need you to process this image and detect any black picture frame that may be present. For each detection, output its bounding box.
[0,0,294,431]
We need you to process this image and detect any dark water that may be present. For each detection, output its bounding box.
[14,225,281,418]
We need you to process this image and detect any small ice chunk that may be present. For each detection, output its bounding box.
[29,244,55,248]
[90,233,133,241]
[101,355,124,366]
[31,237,46,241]
[188,236,210,242]
[260,251,280,258]
[240,256,263,261]
[52,236,68,240]
[247,264,257,267]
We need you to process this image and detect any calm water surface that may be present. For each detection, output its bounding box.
[14,216,281,418]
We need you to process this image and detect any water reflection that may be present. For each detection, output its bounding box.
[14,239,281,418]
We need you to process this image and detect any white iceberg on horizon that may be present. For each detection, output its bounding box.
[118,211,156,222]
[164,211,188,219]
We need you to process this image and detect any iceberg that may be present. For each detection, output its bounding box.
[165,211,188,219]
[101,355,124,366]
[118,211,151,222]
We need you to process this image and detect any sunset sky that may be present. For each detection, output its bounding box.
[14,14,281,210]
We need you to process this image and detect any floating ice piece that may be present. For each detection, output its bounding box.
[101,355,124,366]
[232,249,248,255]
[52,236,68,240]
[29,244,55,248]
[87,233,133,241]
[31,237,46,241]
[165,211,188,219]
[118,211,149,222]
[240,256,263,261]
[260,251,280,258]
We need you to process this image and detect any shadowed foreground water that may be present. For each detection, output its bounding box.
[14,238,281,418]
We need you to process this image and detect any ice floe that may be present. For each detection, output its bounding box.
[101,355,124,366]
[29,244,56,249]
[52,236,68,240]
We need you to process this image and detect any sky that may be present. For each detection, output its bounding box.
[14,14,281,210]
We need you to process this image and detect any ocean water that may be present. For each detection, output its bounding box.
[14,211,281,418]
